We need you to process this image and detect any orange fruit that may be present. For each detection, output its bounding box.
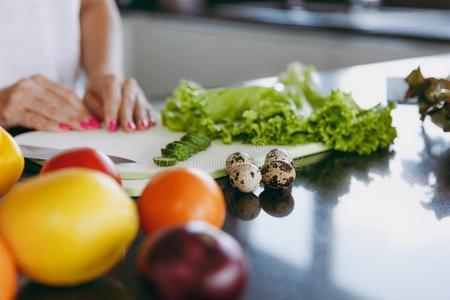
[138,168,226,234]
[0,237,17,300]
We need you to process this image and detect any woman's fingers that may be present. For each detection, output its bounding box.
[147,102,157,127]
[83,76,154,132]
[26,75,99,130]
[133,101,147,131]
[141,88,156,129]
[2,74,101,131]
[19,110,67,132]
[99,76,122,132]
[119,79,138,132]
[83,91,104,121]
[20,84,87,131]
[32,75,93,121]
[133,92,155,131]
[28,97,85,130]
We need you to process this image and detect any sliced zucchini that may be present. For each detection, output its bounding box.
[161,143,192,160]
[181,134,211,150]
[154,133,213,167]
[153,156,177,167]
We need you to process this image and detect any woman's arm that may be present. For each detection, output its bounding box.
[80,0,123,79]
[80,0,155,132]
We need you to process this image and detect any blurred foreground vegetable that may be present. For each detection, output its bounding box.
[0,169,138,286]
[40,147,121,184]
[405,67,450,132]
[138,168,226,234]
[138,222,248,300]
[161,63,397,155]
[18,278,134,300]
[0,237,16,300]
[0,127,24,196]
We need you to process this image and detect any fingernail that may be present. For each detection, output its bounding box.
[108,121,118,132]
[149,117,156,126]
[88,117,101,129]
[139,120,149,129]
[80,120,91,130]
[127,121,136,131]
[59,123,72,131]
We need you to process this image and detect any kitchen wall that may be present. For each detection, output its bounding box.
[122,13,450,98]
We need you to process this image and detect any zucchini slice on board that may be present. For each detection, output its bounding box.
[155,133,213,167]
[153,157,177,167]
[181,133,211,150]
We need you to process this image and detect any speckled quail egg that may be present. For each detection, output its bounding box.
[225,152,255,174]
[261,160,296,188]
[229,163,262,193]
[265,148,293,165]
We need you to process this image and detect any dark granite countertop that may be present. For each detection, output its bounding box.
[120,2,450,43]
[17,53,450,300]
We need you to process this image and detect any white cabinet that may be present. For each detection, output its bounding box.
[122,13,450,98]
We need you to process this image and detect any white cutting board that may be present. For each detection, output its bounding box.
[15,124,330,195]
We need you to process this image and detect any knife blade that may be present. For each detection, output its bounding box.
[19,145,136,164]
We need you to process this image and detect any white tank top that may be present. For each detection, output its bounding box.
[0,0,81,89]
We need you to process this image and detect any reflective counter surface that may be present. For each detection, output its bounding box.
[17,54,450,300]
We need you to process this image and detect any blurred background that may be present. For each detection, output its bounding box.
[114,0,450,98]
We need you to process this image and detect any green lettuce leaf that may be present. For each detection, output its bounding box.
[161,63,397,155]
[278,62,326,110]
[304,90,397,155]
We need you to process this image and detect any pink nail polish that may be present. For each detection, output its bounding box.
[80,120,91,130]
[139,120,149,129]
[88,117,101,129]
[108,121,118,132]
[59,124,71,131]
[127,121,136,130]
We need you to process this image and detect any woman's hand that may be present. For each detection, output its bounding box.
[83,75,156,132]
[0,75,97,131]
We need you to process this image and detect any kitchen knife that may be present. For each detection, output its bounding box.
[19,145,136,164]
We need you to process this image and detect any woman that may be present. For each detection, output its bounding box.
[0,0,155,132]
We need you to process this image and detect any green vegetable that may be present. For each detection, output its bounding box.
[303,90,397,155]
[161,63,397,155]
[167,141,199,154]
[181,133,211,150]
[162,141,194,160]
[405,67,450,132]
[161,82,311,145]
[155,134,212,167]
[153,157,177,167]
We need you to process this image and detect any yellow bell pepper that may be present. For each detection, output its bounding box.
[0,127,24,196]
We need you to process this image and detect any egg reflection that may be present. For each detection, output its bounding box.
[260,187,294,218]
[18,278,134,300]
[228,191,261,221]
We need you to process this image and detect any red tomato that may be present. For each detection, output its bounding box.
[40,147,121,184]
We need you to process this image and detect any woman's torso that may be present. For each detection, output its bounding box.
[0,0,80,88]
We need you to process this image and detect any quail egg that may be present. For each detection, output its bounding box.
[225,152,255,174]
[265,148,293,165]
[229,163,262,193]
[261,160,296,188]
